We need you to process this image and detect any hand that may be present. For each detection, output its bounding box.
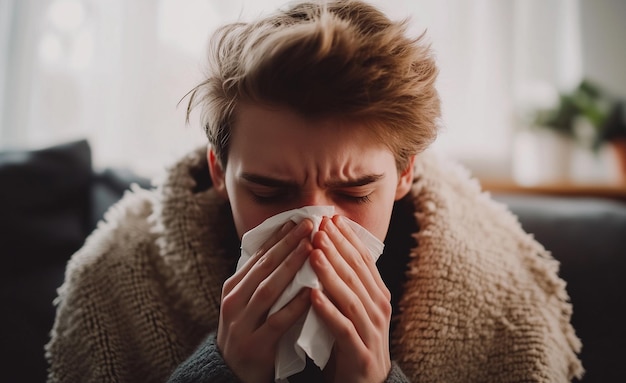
[217,219,314,383]
[310,215,392,383]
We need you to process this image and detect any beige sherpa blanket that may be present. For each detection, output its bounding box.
[46,147,583,382]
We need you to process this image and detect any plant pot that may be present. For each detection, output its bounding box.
[609,138,626,182]
[513,129,574,185]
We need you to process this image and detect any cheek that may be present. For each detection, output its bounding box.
[227,201,248,240]
[338,199,396,242]
[223,173,268,238]
[363,208,394,241]
[368,188,398,239]
[230,202,266,239]
[229,194,287,239]
[223,183,257,239]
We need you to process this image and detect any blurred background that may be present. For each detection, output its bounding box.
[1,0,626,186]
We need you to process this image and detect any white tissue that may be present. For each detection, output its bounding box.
[237,206,385,382]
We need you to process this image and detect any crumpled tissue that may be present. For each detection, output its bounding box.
[236,206,385,382]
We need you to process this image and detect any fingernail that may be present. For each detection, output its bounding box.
[322,217,336,233]
[333,215,345,228]
[281,220,295,233]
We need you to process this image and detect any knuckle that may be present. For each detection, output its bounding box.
[370,298,392,329]
[381,285,392,302]
[379,298,392,318]
[255,253,276,274]
[222,275,237,295]
[336,319,354,339]
[224,320,238,338]
[265,312,286,332]
[254,280,275,302]
[343,272,358,289]
[220,293,238,316]
[359,353,375,374]
[372,310,390,330]
[345,300,360,318]
[350,259,364,274]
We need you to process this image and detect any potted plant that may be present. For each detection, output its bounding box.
[531,80,626,182]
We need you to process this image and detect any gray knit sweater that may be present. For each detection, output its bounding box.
[46,147,583,382]
[166,332,409,382]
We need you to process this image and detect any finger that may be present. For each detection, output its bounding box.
[331,216,391,301]
[224,220,295,294]
[246,237,313,321]
[312,226,370,308]
[309,247,376,346]
[310,287,367,355]
[230,219,313,303]
[313,222,392,344]
[317,217,388,308]
[257,287,311,344]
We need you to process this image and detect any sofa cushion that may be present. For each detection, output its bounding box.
[0,139,92,276]
[494,193,626,382]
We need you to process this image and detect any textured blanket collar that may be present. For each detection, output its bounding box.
[149,146,583,382]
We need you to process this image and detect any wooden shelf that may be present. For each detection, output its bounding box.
[480,180,626,202]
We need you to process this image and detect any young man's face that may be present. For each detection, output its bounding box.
[208,102,414,241]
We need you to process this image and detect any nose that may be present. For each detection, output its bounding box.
[299,190,332,208]
[296,190,349,220]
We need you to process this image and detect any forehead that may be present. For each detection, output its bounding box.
[227,103,396,175]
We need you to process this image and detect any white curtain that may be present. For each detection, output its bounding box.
[0,0,588,178]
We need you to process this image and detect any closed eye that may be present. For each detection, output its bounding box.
[249,188,291,204]
[336,191,373,204]
[346,194,372,204]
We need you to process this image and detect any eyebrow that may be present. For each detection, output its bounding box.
[241,173,297,188]
[325,174,384,188]
[240,172,384,188]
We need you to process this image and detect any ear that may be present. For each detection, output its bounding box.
[207,147,229,200]
[394,155,415,200]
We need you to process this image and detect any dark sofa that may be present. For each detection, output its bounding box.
[0,140,151,382]
[1,139,624,382]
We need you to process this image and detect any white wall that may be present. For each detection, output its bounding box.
[580,0,626,99]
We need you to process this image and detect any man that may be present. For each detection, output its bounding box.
[46,1,583,382]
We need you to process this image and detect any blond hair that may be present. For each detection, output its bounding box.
[186,0,441,170]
